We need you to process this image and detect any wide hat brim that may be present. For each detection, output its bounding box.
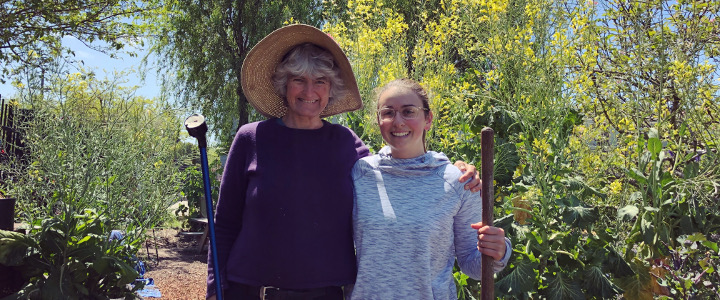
[241,24,362,119]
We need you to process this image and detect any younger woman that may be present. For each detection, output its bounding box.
[351,79,511,299]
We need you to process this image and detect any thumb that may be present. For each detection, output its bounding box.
[470,222,484,229]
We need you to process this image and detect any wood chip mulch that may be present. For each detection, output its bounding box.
[140,228,208,300]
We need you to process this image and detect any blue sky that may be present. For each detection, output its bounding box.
[0,36,163,100]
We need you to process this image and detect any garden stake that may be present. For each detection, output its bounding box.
[184,114,223,300]
[481,127,495,300]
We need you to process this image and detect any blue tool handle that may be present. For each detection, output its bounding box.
[199,147,223,300]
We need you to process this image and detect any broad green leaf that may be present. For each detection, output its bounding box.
[494,214,514,232]
[39,230,65,256]
[514,182,531,193]
[455,271,477,300]
[105,255,139,285]
[639,152,652,170]
[701,241,719,253]
[678,216,696,235]
[531,231,544,245]
[495,253,539,296]
[76,235,91,245]
[71,266,89,285]
[604,247,634,278]
[660,176,673,191]
[555,250,584,270]
[617,205,639,221]
[92,256,111,275]
[0,232,33,266]
[626,168,647,185]
[43,271,68,300]
[580,185,607,201]
[66,244,101,261]
[454,271,469,286]
[562,177,585,191]
[616,259,654,300]
[511,222,531,241]
[584,266,623,298]
[494,141,520,186]
[648,137,662,158]
[660,198,674,207]
[643,207,659,212]
[679,122,687,136]
[562,205,599,229]
[75,284,89,296]
[641,212,655,245]
[683,162,699,179]
[544,272,584,300]
[685,232,708,243]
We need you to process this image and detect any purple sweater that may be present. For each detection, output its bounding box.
[207,119,369,297]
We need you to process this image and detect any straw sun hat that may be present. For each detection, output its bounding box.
[241,24,362,118]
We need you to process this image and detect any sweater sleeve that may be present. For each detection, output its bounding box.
[453,187,484,280]
[206,125,253,298]
[454,187,512,279]
[349,127,369,159]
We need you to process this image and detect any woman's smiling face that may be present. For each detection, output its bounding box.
[284,74,331,120]
[377,86,432,159]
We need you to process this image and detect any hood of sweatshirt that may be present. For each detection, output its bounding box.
[374,145,451,177]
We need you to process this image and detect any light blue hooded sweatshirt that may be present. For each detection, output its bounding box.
[350,146,510,300]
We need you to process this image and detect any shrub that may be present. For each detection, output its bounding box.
[0,207,143,299]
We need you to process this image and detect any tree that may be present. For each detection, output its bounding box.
[574,0,720,172]
[0,0,151,83]
[570,1,720,297]
[150,0,326,148]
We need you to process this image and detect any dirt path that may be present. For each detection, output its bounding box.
[140,228,208,300]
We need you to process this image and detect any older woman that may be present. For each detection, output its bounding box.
[207,24,480,300]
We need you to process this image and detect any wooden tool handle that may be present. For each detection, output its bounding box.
[481,127,495,300]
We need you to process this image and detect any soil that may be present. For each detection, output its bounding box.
[140,228,208,300]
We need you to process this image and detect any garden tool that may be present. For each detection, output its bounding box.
[481,127,495,300]
[184,114,223,300]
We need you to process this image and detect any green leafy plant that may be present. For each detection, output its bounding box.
[656,233,720,299]
[180,165,204,219]
[621,129,682,259]
[615,128,720,298]
[495,178,632,299]
[0,65,187,298]
[1,65,187,238]
[179,160,220,224]
[0,207,143,300]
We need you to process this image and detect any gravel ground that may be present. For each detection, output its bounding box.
[140,228,208,300]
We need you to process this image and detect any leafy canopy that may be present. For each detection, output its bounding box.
[0,0,152,83]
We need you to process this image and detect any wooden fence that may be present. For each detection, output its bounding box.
[0,94,31,163]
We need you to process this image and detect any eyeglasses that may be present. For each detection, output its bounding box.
[377,106,428,121]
